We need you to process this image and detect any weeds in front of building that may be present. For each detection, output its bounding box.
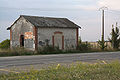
[0,38,120,57]
[0,40,119,57]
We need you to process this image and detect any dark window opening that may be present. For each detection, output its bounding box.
[20,35,24,47]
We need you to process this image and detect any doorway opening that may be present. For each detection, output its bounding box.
[20,35,24,47]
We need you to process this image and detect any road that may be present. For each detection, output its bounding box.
[0,51,120,73]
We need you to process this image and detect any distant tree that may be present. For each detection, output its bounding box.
[108,23,120,50]
[78,37,82,44]
[0,39,10,49]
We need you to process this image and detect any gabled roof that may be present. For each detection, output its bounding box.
[7,15,81,30]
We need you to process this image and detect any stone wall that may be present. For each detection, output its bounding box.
[37,28,77,50]
[10,16,78,50]
[11,17,35,50]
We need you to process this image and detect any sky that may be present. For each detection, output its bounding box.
[1,0,120,42]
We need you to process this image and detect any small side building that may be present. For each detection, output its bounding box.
[7,15,81,51]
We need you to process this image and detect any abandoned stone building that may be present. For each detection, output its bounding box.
[7,15,80,51]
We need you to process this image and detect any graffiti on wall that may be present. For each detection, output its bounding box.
[39,39,50,46]
[24,32,33,39]
[65,39,75,49]
[39,41,45,46]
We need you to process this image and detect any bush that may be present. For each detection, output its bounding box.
[98,40,107,50]
[37,45,62,54]
[77,42,91,51]
[0,39,10,49]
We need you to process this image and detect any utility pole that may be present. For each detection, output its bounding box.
[99,7,108,42]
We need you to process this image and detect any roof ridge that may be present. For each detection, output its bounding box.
[20,15,67,19]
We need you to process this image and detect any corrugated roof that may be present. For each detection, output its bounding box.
[21,15,80,28]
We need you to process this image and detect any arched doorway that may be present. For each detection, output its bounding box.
[20,35,24,47]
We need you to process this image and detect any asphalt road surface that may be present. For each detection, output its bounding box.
[0,51,120,73]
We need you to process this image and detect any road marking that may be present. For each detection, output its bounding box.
[0,69,20,73]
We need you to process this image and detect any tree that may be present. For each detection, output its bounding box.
[108,23,120,50]
[0,39,10,49]
[98,40,107,50]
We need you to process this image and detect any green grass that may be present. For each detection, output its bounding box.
[0,48,34,57]
[0,48,119,57]
[0,43,119,57]
[0,61,120,80]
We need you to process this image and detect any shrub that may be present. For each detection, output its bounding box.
[98,40,107,50]
[37,45,62,54]
[0,39,10,49]
[108,24,120,50]
[77,42,91,51]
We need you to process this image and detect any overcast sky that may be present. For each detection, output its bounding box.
[1,0,120,42]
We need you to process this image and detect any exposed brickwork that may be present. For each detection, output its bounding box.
[52,36,54,47]
[19,35,21,47]
[33,27,38,50]
[54,31,63,34]
[10,29,12,48]
[62,36,64,49]
[76,28,79,46]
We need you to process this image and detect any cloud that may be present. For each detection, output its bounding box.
[0,0,99,11]
[98,0,120,10]
[0,0,113,42]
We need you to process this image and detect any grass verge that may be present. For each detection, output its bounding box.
[0,61,120,80]
[0,48,119,57]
